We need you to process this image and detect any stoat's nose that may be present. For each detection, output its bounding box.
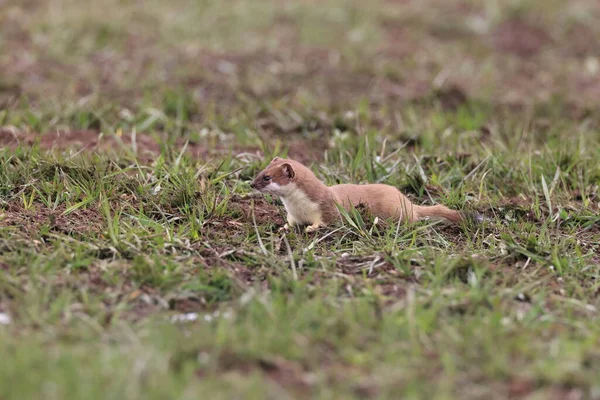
[249,182,256,189]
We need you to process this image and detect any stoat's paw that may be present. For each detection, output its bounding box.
[279,224,291,232]
[305,224,321,233]
[465,212,488,224]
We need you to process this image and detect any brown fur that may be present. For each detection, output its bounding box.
[250,157,463,230]
[251,157,339,224]
[331,184,462,223]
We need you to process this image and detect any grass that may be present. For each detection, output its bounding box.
[1,0,600,398]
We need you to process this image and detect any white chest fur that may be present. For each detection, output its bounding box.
[279,186,322,225]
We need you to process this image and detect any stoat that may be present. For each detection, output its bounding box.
[250,157,465,232]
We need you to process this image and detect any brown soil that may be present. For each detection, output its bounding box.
[0,200,104,237]
[228,195,284,227]
[0,128,213,159]
[564,23,600,57]
[195,351,312,395]
[286,138,330,163]
[491,18,552,57]
[0,128,328,164]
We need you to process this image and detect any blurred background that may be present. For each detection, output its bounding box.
[2,0,599,132]
[1,0,600,196]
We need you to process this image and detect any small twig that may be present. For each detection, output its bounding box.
[463,155,490,182]
[303,226,344,252]
[251,199,268,256]
[367,256,380,276]
[282,234,297,281]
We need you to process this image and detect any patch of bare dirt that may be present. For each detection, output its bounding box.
[120,297,163,323]
[194,352,312,395]
[478,195,540,223]
[334,254,416,301]
[199,341,366,398]
[0,127,328,164]
[287,138,329,163]
[0,81,21,108]
[228,194,284,227]
[527,386,585,400]
[0,200,104,237]
[491,18,552,57]
[337,254,393,276]
[196,250,271,291]
[0,128,262,161]
[0,128,20,147]
[564,23,600,57]
[433,85,469,110]
[168,297,207,313]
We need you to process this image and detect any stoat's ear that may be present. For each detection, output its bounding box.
[281,163,295,179]
[269,156,280,164]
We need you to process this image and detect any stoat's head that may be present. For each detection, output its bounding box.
[250,157,296,197]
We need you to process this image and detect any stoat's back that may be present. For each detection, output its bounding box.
[330,184,419,222]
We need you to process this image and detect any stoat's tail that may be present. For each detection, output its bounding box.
[415,204,463,223]
[416,204,484,224]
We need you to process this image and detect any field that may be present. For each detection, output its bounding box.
[1,0,600,398]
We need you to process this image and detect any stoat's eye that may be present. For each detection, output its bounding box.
[263,176,272,182]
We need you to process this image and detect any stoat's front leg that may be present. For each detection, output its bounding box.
[279,215,299,232]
